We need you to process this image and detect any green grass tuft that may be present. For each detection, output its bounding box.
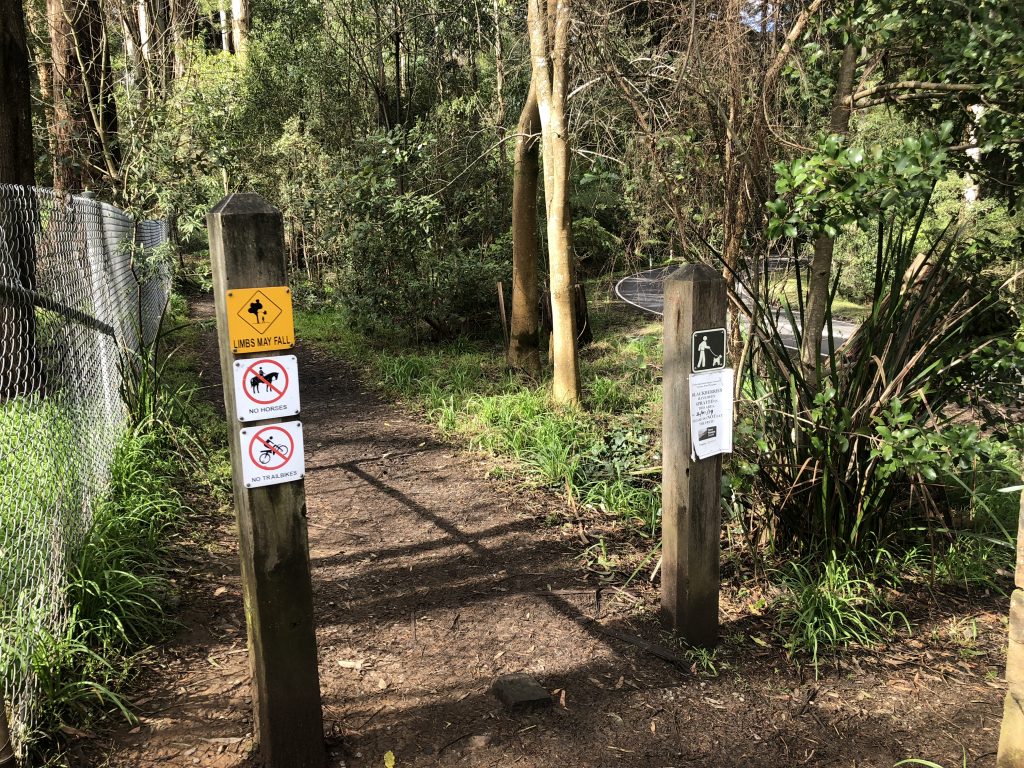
[774,553,909,668]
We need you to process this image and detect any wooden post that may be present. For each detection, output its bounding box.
[497,281,509,349]
[208,194,325,768]
[997,485,1024,767]
[660,263,726,648]
[0,701,16,768]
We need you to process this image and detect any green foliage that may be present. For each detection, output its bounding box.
[121,48,246,226]
[774,554,908,667]
[857,0,1024,193]
[767,123,953,240]
[573,217,623,275]
[736,195,1020,556]
[334,127,509,335]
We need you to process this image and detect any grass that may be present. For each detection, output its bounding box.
[771,276,873,322]
[773,554,910,668]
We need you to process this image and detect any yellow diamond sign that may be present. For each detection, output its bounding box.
[225,286,295,354]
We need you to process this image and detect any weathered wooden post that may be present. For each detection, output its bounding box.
[208,194,325,768]
[661,264,730,648]
[997,485,1024,767]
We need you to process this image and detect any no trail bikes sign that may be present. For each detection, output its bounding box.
[240,420,306,488]
[233,354,301,422]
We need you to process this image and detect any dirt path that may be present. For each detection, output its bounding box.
[82,298,1008,768]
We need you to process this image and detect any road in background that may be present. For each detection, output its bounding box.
[614,265,858,355]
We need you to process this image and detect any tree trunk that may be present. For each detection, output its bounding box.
[492,0,505,132]
[508,80,541,376]
[169,0,188,79]
[528,0,579,405]
[218,0,230,52]
[47,0,120,193]
[1,0,35,186]
[149,0,171,91]
[799,41,856,386]
[121,8,143,91]
[1,0,41,400]
[492,0,506,200]
[0,700,14,768]
[230,0,249,61]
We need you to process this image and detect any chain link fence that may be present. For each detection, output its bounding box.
[0,185,170,754]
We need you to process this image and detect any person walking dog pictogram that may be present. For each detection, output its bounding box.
[697,335,711,369]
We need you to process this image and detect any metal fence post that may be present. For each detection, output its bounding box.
[81,195,119,431]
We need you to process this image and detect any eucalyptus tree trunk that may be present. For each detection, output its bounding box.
[218,0,230,52]
[492,0,505,133]
[507,81,541,376]
[800,41,856,386]
[528,0,580,405]
[230,0,249,61]
[1,0,41,400]
[47,0,120,192]
[169,0,186,78]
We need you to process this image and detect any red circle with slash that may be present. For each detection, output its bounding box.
[247,425,294,472]
[243,358,290,405]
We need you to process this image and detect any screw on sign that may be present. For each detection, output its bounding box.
[240,420,305,488]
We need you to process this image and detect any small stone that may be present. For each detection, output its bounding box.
[466,735,492,751]
[489,674,552,711]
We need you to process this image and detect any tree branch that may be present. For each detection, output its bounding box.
[852,80,983,102]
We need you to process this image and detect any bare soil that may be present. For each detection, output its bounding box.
[77,298,1009,768]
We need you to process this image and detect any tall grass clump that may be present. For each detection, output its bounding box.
[2,300,226,757]
[25,425,184,739]
[774,553,909,667]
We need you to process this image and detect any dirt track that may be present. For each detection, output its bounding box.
[80,297,1007,768]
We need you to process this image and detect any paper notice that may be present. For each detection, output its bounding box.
[689,368,734,460]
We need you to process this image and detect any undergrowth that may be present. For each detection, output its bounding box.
[773,553,910,668]
[3,295,231,761]
[296,273,1020,667]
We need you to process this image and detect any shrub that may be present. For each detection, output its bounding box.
[735,195,1020,557]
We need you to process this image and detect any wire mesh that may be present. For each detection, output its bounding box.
[0,185,169,755]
